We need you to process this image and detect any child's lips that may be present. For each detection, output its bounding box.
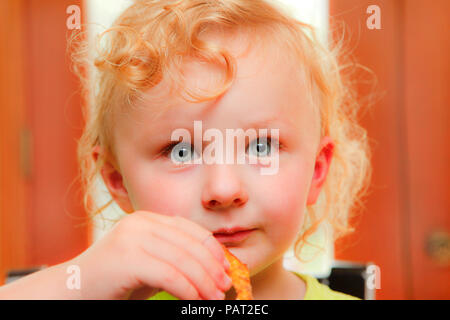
[213,229,256,245]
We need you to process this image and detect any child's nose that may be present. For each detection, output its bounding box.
[201,164,248,211]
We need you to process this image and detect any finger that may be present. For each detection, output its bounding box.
[134,248,201,300]
[138,241,225,300]
[203,234,231,271]
[138,214,232,292]
[138,241,224,300]
[175,217,228,269]
[137,211,228,270]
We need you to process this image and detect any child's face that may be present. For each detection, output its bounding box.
[100,33,334,275]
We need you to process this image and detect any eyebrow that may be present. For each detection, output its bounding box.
[142,117,296,148]
[242,117,297,131]
[157,117,295,134]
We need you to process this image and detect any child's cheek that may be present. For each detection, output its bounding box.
[257,165,310,241]
[128,170,198,218]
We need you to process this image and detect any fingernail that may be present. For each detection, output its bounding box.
[215,290,225,300]
[224,258,230,270]
[224,274,232,287]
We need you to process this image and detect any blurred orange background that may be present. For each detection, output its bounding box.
[0,0,448,299]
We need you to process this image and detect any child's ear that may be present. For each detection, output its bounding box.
[306,136,334,205]
[92,146,134,214]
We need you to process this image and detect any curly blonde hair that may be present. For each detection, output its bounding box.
[69,0,372,259]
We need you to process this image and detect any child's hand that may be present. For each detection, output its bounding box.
[72,211,232,300]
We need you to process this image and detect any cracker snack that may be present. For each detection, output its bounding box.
[222,245,253,300]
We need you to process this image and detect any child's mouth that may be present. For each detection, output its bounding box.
[213,228,256,245]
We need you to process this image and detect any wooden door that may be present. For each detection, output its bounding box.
[0,0,90,284]
[23,0,90,268]
[331,0,450,299]
[0,0,28,284]
[402,0,450,299]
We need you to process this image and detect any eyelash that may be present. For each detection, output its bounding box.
[159,137,282,158]
[160,141,185,157]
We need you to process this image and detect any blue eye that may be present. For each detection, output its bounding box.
[166,142,200,163]
[247,137,274,157]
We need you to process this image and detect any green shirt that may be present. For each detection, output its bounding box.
[147,271,360,300]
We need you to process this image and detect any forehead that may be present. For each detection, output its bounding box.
[116,29,320,142]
